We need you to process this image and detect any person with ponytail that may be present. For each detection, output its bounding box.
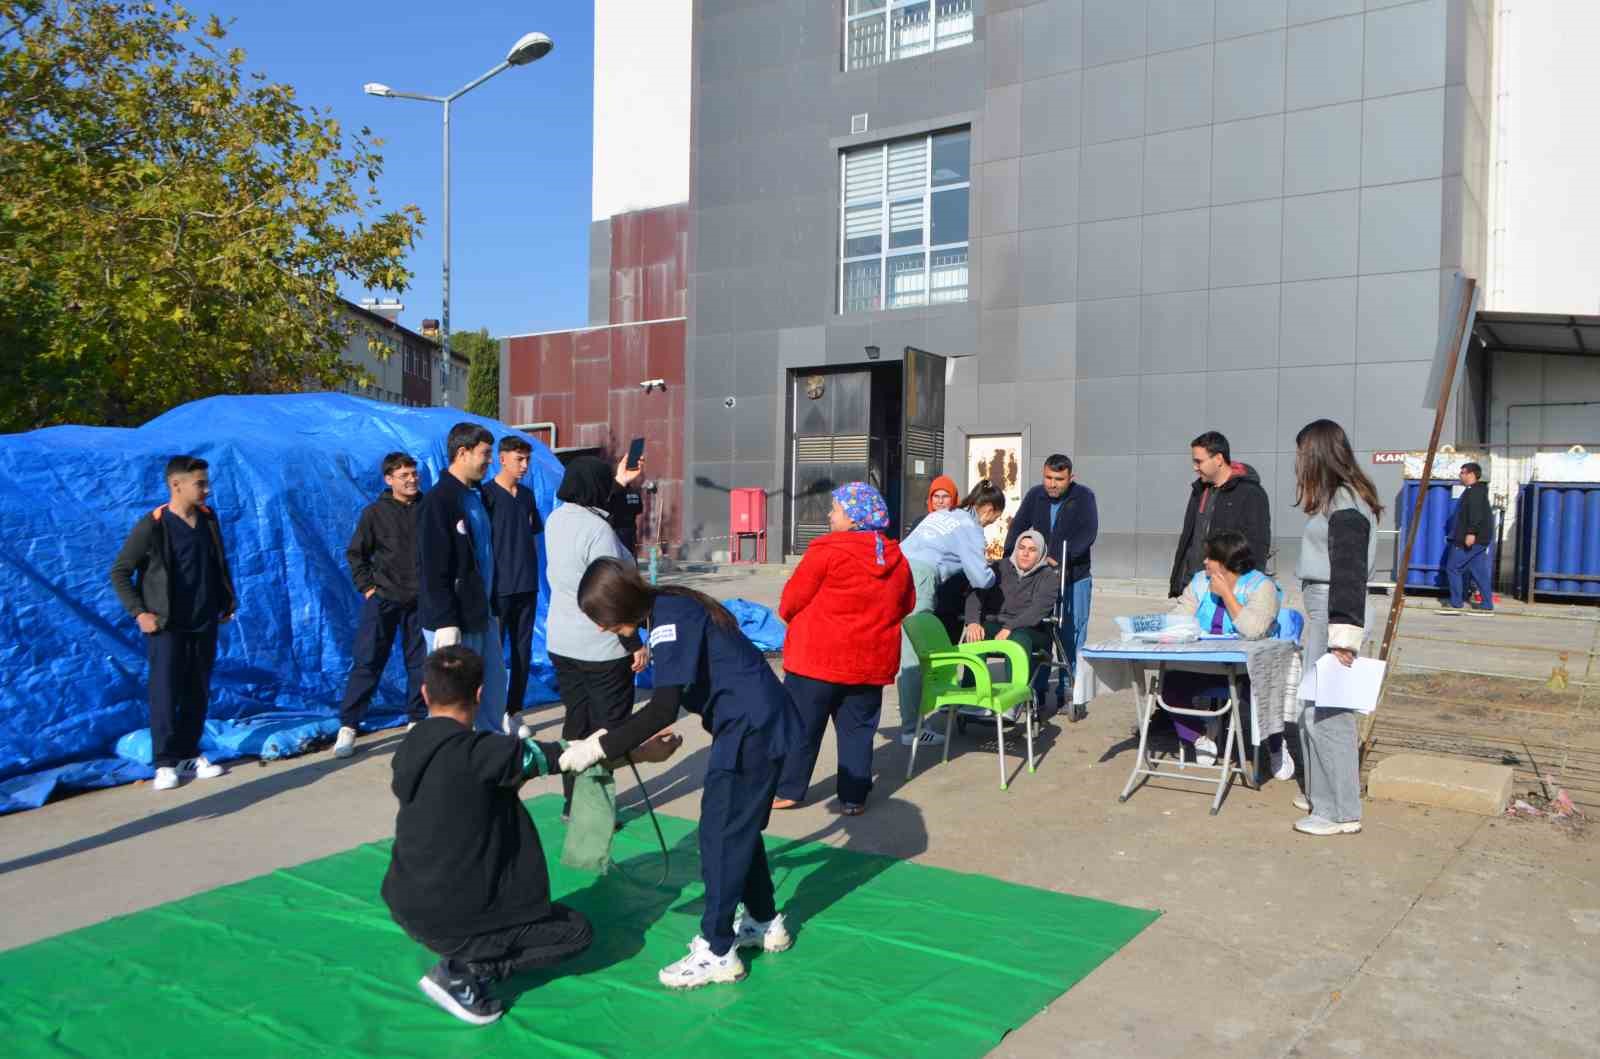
[772,483,915,816]
[1290,419,1383,837]
[557,558,805,991]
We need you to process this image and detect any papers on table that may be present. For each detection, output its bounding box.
[1296,653,1386,714]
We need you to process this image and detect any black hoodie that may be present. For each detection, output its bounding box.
[380,717,560,938]
[1168,462,1272,597]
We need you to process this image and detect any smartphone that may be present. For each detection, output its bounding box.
[625,436,646,470]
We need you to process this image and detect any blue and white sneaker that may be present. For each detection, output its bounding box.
[418,961,503,1025]
[733,910,792,953]
[658,935,746,989]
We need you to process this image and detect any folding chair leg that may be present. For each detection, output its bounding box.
[996,709,1007,789]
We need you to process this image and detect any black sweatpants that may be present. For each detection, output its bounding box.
[498,592,538,717]
[405,903,592,982]
[338,596,426,728]
[147,624,219,768]
[551,653,637,813]
[776,673,882,806]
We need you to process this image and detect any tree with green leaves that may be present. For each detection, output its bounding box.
[457,327,499,420]
[0,0,424,431]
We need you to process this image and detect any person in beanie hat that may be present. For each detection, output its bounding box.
[772,483,915,815]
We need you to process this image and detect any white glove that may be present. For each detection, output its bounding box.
[516,723,534,741]
[432,626,462,648]
[558,729,609,773]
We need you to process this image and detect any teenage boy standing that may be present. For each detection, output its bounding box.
[334,452,426,757]
[483,435,544,732]
[416,422,508,732]
[109,455,237,791]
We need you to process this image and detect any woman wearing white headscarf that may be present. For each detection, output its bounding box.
[960,529,1056,685]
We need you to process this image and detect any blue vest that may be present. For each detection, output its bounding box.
[1190,570,1282,637]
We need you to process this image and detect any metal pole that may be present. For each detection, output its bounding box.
[1364,275,1479,762]
[440,97,451,406]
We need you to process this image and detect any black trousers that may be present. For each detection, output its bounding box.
[338,596,426,728]
[147,624,219,768]
[405,903,592,982]
[498,592,538,717]
[776,673,882,805]
[551,653,637,812]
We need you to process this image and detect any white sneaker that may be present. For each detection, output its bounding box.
[899,727,945,747]
[1293,792,1311,812]
[1273,747,1296,782]
[153,766,180,791]
[1294,814,1361,836]
[658,935,746,989]
[733,911,792,953]
[182,756,224,780]
[334,726,357,758]
[1192,735,1218,767]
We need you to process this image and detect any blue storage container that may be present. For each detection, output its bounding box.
[1515,481,1600,601]
[1394,480,1487,592]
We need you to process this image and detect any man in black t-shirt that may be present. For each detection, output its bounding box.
[109,455,238,792]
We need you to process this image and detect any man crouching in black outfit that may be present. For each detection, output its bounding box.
[382,645,675,1025]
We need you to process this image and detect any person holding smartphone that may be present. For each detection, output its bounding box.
[608,439,646,557]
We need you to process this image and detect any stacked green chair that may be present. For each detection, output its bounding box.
[901,613,1037,788]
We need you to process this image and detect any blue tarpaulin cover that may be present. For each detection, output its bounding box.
[0,394,564,812]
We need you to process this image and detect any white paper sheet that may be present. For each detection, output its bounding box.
[1297,654,1386,714]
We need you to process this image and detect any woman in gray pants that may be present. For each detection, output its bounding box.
[1291,419,1383,837]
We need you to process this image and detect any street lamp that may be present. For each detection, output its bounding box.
[364,31,554,405]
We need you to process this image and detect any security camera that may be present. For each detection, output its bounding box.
[639,378,666,392]
[724,396,736,409]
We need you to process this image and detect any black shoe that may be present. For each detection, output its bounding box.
[418,960,504,1025]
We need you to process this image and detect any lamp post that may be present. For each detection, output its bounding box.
[364,30,553,406]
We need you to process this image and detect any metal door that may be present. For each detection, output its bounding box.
[789,369,875,551]
[900,347,947,534]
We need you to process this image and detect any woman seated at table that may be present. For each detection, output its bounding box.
[960,529,1056,688]
[1164,529,1284,766]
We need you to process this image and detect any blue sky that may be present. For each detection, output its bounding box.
[203,0,594,339]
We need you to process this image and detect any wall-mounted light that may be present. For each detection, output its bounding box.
[639,378,667,392]
[864,344,880,360]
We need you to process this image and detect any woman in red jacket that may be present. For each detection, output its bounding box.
[773,483,916,815]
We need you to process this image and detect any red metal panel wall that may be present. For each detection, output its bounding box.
[611,203,688,325]
[504,318,685,552]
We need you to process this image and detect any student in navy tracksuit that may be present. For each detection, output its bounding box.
[483,435,544,729]
[109,455,237,792]
[559,557,804,991]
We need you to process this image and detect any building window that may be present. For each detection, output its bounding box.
[839,128,970,313]
[845,0,973,71]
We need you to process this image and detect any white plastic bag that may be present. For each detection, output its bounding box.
[1114,613,1200,644]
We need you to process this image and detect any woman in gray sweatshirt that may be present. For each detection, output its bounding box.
[544,455,646,816]
[1291,419,1382,837]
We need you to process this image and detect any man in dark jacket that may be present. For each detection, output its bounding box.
[416,422,507,732]
[483,435,544,730]
[108,455,237,792]
[1168,431,1272,597]
[1443,461,1494,613]
[334,452,426,758]
[1003,454,1098,700]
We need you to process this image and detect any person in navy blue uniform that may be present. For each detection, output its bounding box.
[557,557,804,991]
[483,435,544,730]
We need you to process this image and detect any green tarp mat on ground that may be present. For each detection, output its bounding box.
[0,795,1159,1058]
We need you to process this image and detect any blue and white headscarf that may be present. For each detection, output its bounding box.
[832,481,890,564]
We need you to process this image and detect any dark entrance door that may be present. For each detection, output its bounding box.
[900,346,947,535]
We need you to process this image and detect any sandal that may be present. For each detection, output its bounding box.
[771,797,800,810]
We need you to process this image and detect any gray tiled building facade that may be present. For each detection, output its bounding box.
[683,0,1492,572]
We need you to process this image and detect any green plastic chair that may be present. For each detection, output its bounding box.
[902,613,1037,789]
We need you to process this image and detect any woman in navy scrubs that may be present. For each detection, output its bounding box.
[557,557,804,990]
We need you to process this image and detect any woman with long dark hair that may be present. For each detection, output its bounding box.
[1291,419,1383,837]
[557,558,804,990]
